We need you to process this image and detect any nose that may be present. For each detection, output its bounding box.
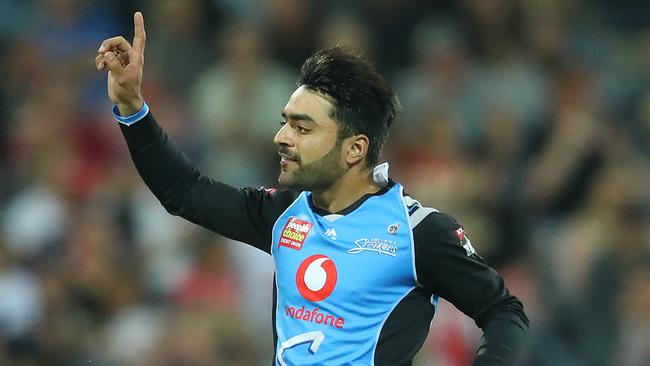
[273,123,292,147]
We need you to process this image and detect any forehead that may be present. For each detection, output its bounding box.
[283,86,337,127]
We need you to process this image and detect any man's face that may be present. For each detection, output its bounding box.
[273,86,347,190]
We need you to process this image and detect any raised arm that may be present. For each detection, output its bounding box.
[96,12,146,116]
[95,13,296,252]
[413,212,529,365]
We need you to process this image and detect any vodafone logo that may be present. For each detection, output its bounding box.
[296,254,338,302]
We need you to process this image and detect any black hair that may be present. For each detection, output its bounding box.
[297,46,400,167]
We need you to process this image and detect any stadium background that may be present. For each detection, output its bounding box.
[0,0,648,365]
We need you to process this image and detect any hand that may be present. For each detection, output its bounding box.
[96,12,146,116]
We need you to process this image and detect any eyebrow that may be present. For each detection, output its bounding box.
[281,111,316,124]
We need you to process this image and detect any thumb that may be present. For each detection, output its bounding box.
[103,51,125,78]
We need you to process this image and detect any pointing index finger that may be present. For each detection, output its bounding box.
[132,12,146,54]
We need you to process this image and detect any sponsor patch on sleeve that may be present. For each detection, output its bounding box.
[454,227,476,256]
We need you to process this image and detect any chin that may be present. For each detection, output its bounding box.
[277,173,293,188]
[278,175,308,190]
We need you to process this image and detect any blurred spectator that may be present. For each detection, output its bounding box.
[615,262,650,366]
[262,0,318,68]
[144,308,256,365]
[583,202,650,366]
[28,0,118,63]
[143,0,218,96]
[394,17,472,142]
[190,21,294,186]
[524,64,606,217]
[362,0,442,74]
[172,234,240,310]
[317,15,374,60]
[0,245,42,355]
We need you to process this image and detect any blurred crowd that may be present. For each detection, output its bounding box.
[0,0,649,365]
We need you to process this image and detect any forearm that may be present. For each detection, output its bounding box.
[118,111,287,250]
[119,112,201,215]
[473,298,529,365]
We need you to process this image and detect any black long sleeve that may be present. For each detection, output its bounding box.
[119,113,297,252]
[414,212,529,365]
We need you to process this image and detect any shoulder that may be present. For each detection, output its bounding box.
[400,191,459,233]
[401,191,474,254]
[413,211,477,258]
[418,211,462,236]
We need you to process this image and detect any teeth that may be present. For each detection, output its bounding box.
[280,154,296,162]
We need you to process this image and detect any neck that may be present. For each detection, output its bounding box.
[311,167,381,213]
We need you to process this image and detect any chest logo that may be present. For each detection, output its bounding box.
[347,238,398,257]
[279,217,313,250]
[296,254,338,302]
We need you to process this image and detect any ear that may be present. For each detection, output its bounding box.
[344,134,370,165]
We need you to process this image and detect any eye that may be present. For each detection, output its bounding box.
[295,125,309,134]
[279,120,287,126]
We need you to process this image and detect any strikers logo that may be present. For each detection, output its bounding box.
[296,254,338,302]
[279,217,313,250]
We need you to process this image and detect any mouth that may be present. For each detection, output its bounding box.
[278,151,299,164]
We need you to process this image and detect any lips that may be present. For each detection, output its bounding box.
[278,150,299,163]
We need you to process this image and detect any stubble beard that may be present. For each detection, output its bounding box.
[278,139,346,191]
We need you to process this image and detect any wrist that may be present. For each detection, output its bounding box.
[113,101,149,126]
[117,98,144,116]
